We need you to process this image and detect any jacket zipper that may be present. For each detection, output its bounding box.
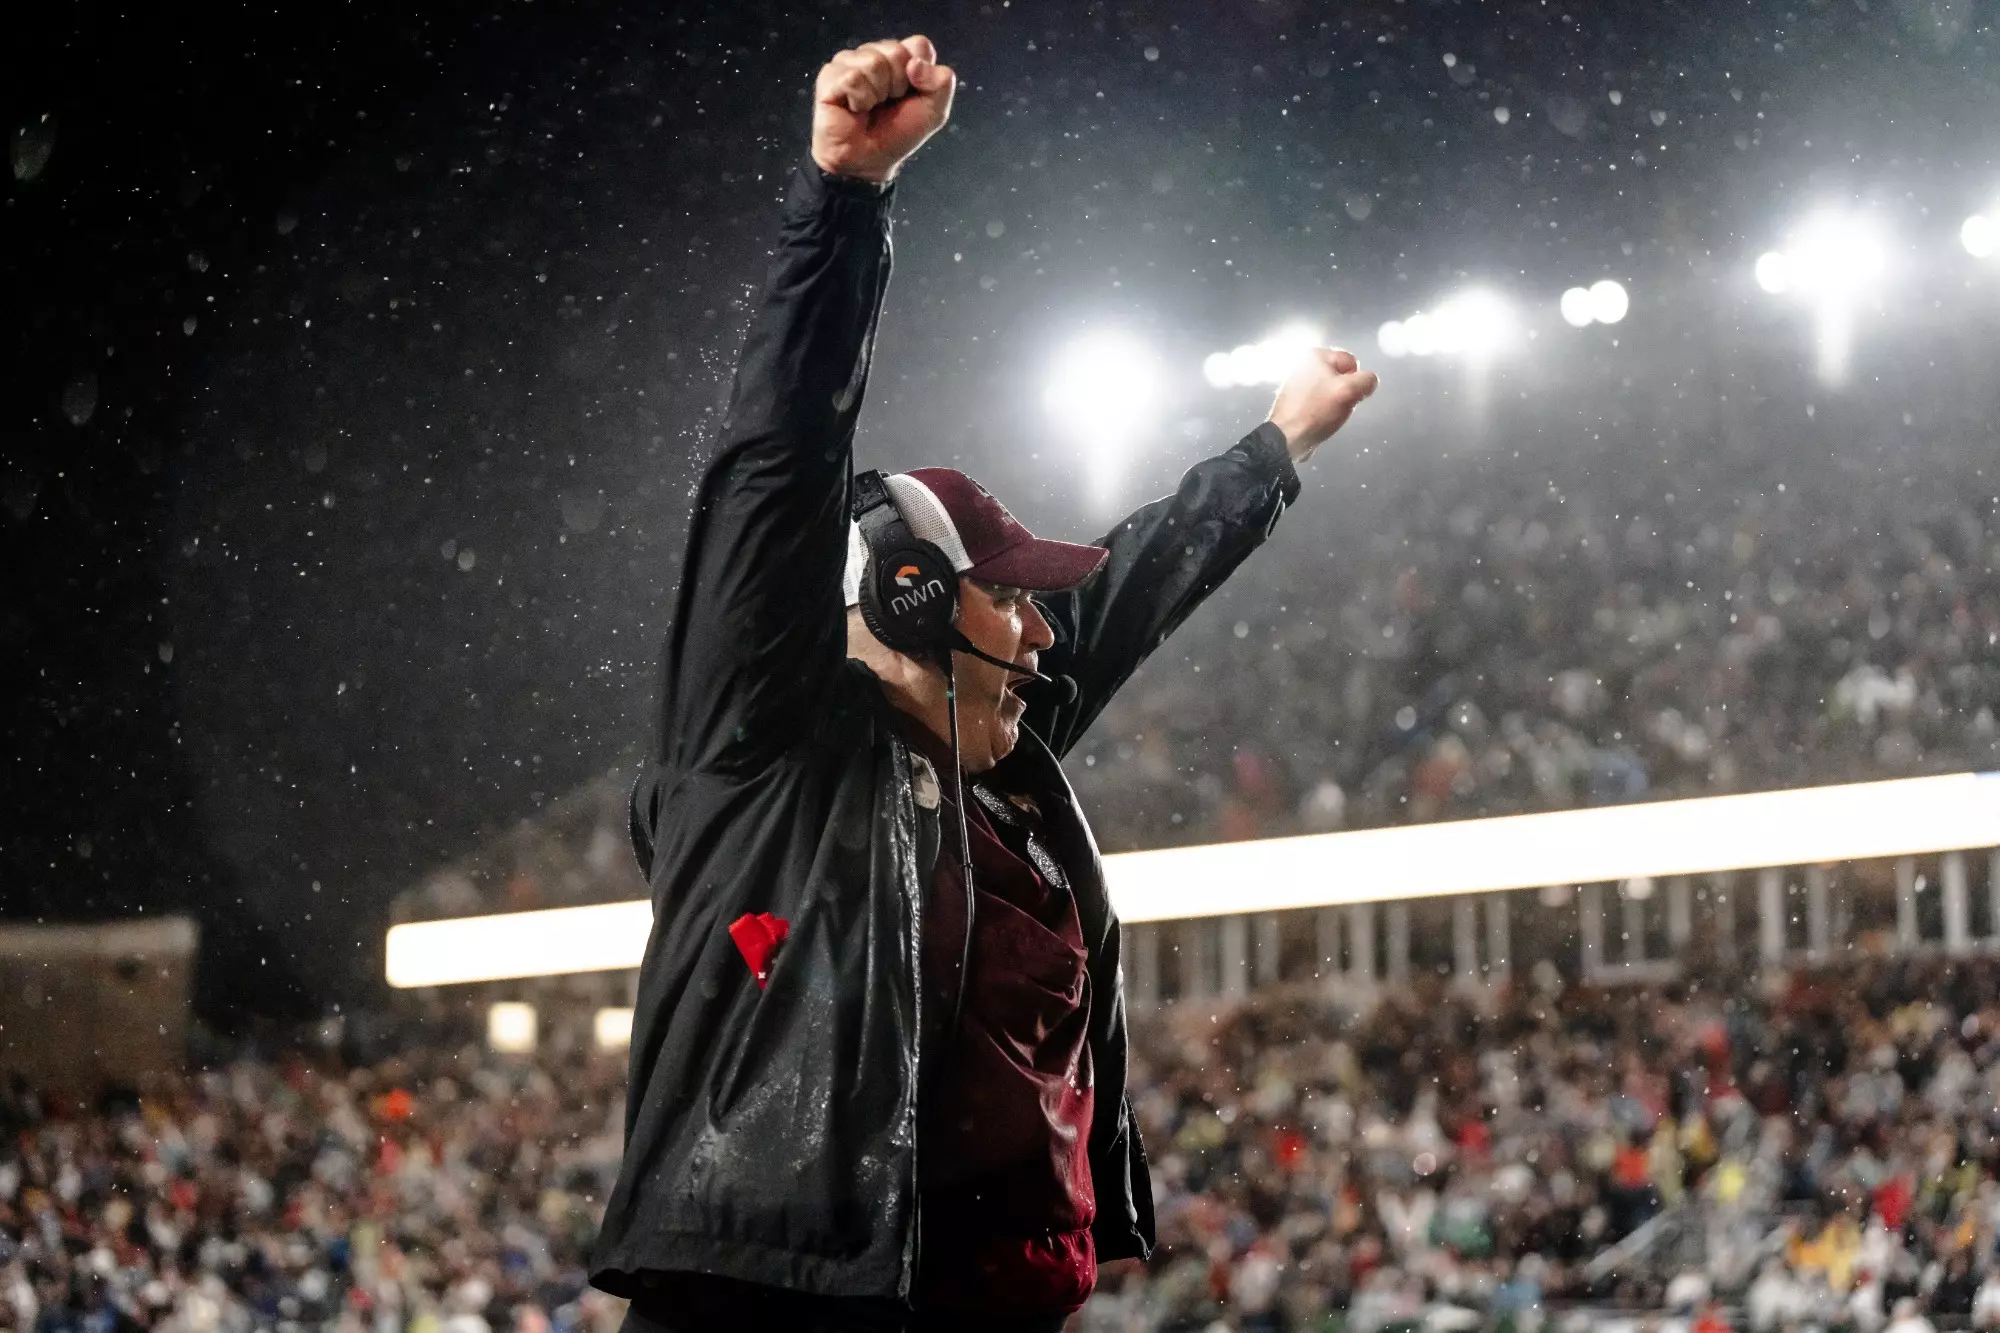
[894,736,926,1302]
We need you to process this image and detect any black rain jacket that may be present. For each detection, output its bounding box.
[588,161,1302,1306]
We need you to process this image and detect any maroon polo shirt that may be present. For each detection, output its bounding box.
[898,716,1097,1317]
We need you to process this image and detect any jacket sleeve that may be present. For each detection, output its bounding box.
[653,162,894,774]
[1024,422,1300,759]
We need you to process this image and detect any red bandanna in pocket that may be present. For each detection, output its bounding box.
[728,912,791,990]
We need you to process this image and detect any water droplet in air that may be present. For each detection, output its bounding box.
[11,120,55,182]
[560,490,606,534]
[457,548,478,571]
[1547,96,1588,138]
[61,374,98,426]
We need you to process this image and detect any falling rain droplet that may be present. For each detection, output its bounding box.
[276,209,299,236]
[158,642,175,664]
[1494,106,1512,124]
[11,119,55,182]
[1547,95,1589,138]
[560,489,606,534]
[1343,193,1374,221]
[1650,109,1668,126]
[61,374,98,427]
[985,219,1006,238]
[183,316,198,335]
[457,548,478,572]
[1142,45,1160,62]
[187,250,209,273]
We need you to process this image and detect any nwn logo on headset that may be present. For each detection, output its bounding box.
[888,562,948,616]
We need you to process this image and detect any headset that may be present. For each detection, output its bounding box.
[851,469,1075,1039]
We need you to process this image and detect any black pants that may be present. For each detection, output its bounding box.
[618,1279,1071,1333]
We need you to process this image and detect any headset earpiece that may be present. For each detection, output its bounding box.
[853,470,960,663]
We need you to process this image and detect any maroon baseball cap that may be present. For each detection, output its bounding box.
[842,467,1107,605]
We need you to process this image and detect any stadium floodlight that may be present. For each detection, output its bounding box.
[1252,322,1323,384]
[1560,280,1631,329]
[488,1001,537,1054]
[1756,210,1893,385]
[1965,213,1997,260]
[1430,288,1516,360]
[594,1006,635,1050]
[1754,250,1792,295]
[1758,209,1889,301]
[1043,329,1164,503]
[1586,279,1630,325]
[1559,287,1595,328]
[1043,330,1162,439]
[1203,324,1325,388]
[1787,210,1889,298]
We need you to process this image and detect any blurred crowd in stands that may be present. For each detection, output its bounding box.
[1068,421,2000,854]
[1084,955,2000,1332]
[0,1040,628,1333]
[21,954,2000,1332]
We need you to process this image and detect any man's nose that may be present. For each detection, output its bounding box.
[1022,596,1056,653]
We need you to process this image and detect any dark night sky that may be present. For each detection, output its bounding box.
[6,0,1997,1016]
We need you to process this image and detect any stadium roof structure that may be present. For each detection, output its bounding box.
[386,770,2000,988]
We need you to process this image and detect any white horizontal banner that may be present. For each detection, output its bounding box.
[385,771,2000,985]
[1106,770,2000,922]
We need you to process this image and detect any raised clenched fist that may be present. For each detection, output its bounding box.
[1266,348,1381,464]
[811,36,957,184]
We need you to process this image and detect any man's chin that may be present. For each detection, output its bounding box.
[985,713,1022,766]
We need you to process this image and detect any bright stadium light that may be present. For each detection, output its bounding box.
[1560,280,1630,328]
[1430,288,1516,359]
[1203,324,1325,388]
[1403,312,1439,356]
[1756,210,1893,384]
[1224,342,1264,386]
[1786,210,1889,298]
[1757,210,1889,301]
[1586,279,1630,325]
[1043,330,1162,438]
[1559,287,1595,328]
[594,1006,635,1050]
[1965,213,1997,260]
[488,1001,537,1054]
[1376,320,1409,358]
[1043,329,1163,502]
[1253,322,1323,383]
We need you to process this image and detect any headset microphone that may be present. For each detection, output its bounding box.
[948,632,1077,704]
